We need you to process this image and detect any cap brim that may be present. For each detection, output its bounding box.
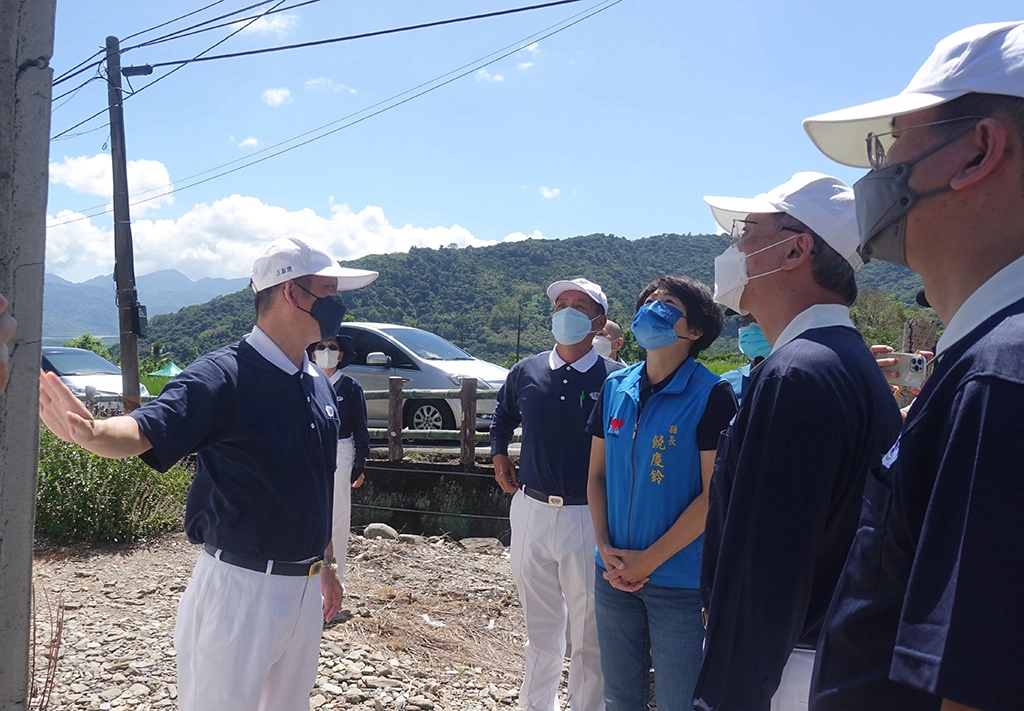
[803,90,962,167]
[702,194,779,233]
[317,265,379,290]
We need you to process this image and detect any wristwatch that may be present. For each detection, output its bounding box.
[323,556,339,570]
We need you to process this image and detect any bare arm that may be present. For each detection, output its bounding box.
[587,436,624,575]
[40,370,151,458]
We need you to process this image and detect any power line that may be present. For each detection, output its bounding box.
[141,0,585,70]
[45,0,622,228]
[121,0,292,101]
[125,0,322,51]
[121,0,234,43]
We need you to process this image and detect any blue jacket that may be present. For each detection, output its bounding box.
[598,358,717,588]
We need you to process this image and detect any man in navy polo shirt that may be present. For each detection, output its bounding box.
[803,21,1024,711]
[694,173,903,711]
[491,278,622,711]
[39,236,377,711]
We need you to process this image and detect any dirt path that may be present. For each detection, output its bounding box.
[29,531,567,710]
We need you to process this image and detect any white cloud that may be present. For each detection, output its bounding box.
[475,69,504,83]
[261,88,293,106]
[539,186,561,199]
[229,135,259,148]
[524,42,540,54]
[45,195,541,282]
[517,62,535,71]
[234,14,297,37]
[49,154,174,216]
[304,77,356,95]
[503,230,546,243]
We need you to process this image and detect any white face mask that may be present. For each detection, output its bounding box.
[551,307,599,346]
[313,348,340,369]
[713,233,800,315]
[592,335,613,358]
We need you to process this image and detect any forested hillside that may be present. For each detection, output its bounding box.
[136,233,924,365]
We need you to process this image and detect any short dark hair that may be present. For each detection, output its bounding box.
[935,92,1024,188]
[254,274,312,317]
[775,214,858,306]
[635,275,723,358]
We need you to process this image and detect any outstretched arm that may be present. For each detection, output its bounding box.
[40,370,151,458]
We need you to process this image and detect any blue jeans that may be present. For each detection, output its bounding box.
[594,570,704,711]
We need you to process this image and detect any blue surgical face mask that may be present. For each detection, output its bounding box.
[737,323,771,360]
[551,307,599,345]
[631,300,684,351]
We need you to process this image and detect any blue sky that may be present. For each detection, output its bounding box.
[46,0,1021,282]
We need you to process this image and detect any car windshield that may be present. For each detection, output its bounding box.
[46,351,121,376]
[382,328,474,361]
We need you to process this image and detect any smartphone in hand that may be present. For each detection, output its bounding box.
[875,352,928,389]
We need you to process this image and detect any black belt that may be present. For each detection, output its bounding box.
[204,543,324,577]
[522,486,587,507]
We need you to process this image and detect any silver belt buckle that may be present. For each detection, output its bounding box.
[547,495,564,507]
[308,560,324,577]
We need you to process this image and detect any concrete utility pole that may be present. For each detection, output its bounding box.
[104,36,144,413]
[0,0,57,708]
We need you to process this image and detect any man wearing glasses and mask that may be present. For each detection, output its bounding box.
[694,173,902,711]
[803,21,1024,711]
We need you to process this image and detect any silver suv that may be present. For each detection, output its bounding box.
[41,346,151,400]
[336,323,508,431]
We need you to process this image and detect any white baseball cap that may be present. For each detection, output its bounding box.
[249,236,379,292]
[703,171,862,270]
[546,278,609,313]
[803,21,1024,168]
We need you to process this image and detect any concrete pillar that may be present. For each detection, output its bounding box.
[0,1,56,708]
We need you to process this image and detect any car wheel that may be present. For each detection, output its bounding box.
[405,400,455,430]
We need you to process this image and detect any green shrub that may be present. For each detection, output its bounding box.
[36,427,191,542]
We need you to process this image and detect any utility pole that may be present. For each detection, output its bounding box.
[1,0,56,707]
[105,36,145,412]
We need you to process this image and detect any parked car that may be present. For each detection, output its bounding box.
[41,346,150,399]
[336,323,508,431]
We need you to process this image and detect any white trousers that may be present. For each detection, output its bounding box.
[174,549,324,711]
[770,648,815,711]
[333,437,355,584]
[509,489,604,711]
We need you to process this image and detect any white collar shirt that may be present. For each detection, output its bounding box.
[771,303,855,354]
[245,325,319,379]
[936,252,1024,356]
[549,346,600,373]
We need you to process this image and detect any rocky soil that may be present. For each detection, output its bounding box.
[29,530,569,710]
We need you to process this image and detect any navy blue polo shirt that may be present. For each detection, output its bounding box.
[130,337,340,561]
[811,296,1024,711]
[490,349,622,498]
[695,324,902,711]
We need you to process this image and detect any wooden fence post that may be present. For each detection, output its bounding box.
[459,378,478,469]
[388,376,404,462]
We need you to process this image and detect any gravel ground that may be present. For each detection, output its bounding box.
[29,530,575,711]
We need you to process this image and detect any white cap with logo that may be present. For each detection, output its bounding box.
[803,21,1024,168]
[546,278,609,314]
[250,236,379,293]
[703,171,862,270]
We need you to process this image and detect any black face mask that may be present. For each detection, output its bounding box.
[294,282,347,340]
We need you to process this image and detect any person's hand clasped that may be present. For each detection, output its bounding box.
[600,544,652,592]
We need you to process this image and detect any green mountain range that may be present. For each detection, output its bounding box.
[135,233,925,366]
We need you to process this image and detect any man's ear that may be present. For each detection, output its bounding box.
[593,314,608,333]
[949,117,1009,191]
[781,232,815,271]
[280,281,300,309]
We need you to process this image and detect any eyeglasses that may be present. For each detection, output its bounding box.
[314,343,340,351]
[865,115,984,170]
[730,218,803,246]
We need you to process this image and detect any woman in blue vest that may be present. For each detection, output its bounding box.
[586,275,737,710]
